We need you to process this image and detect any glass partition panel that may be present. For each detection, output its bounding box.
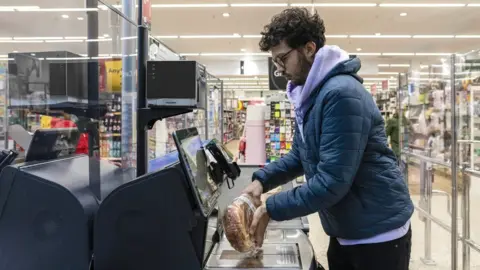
[402,60,457,269]
[455,50,480,269]
[207,74,223,142]
[1,3,137,178]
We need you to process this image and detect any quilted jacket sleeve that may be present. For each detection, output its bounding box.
[252,129,304,193]
[266,87,372,221]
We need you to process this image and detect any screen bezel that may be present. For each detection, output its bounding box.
[210,138,234,162]
[172,128,219,217]
[25,128,80,162]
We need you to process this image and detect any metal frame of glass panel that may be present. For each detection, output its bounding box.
[399,53,480,270]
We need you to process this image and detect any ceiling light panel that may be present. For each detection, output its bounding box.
[382,53,415,56]
[415,53,452,56]
[378,64,410,67]
[291,3,377,7]
[456,35,480,38]
[200,53,269,56]
[363,78,390,81]
[379,3,466,7]
[65,36,87,39]
[21,8,98,12]
[152,4,228,8]
[354,53,382,55]
[156,35,179,39]
[156,34,480,40]
[413,35,455,38]
[326,35,349,38]
[0,40,44,43]
[180,35,241,39]
[350,35,412,38]
[14,37,62,40]
[230,3,288,7]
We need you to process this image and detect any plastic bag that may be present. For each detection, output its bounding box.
[223,194,260,256]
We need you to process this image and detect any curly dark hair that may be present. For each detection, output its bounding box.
[259,8,326,52]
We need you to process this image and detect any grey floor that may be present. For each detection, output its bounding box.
[307,194,480,270]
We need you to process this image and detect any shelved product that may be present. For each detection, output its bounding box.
[264,95,295,163]
[375,90,397,120]
[400,68,452,164]
[223,95,237,143]
[207,86,222,142]
[99,93,122,162]
[223,109,235,143]
[455,59,480,169]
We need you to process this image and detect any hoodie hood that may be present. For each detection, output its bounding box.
[285,45,361,140]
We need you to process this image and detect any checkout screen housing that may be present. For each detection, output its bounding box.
[179,134,218,211]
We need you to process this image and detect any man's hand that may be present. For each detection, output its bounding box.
[242,180,263,207]
[249,204,270,248]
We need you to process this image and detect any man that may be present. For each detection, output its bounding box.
[386,112,401,158]
[244,8,414,270]
[386,112,411,160]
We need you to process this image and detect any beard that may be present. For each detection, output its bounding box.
[287,53,312,85]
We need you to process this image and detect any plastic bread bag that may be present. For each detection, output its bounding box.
[223,194,261,257]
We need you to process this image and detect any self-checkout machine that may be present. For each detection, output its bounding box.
[90,44,318,269]
[0,86,136,270]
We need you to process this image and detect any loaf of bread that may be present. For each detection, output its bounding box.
[223,194,258,253]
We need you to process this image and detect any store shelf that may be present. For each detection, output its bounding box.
[264,99,295,163]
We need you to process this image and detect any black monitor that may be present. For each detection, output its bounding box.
[25,128,80,162]
[173,128,221,217]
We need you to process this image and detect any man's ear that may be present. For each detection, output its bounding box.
[305,41,317,58]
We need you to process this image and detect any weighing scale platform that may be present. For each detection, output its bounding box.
[206,229,315,269]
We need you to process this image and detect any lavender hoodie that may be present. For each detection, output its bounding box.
[286,45,349,140]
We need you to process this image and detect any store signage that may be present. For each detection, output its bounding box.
[40,115,52,129]
[105,59,122,92]
[268,57,288,90]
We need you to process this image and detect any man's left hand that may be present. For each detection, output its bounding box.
[249,204,270,248]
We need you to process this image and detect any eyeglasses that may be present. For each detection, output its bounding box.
[272,48,296,68]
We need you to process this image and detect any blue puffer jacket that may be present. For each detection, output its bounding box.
[253,58,414,239]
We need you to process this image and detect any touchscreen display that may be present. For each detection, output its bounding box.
[175,128,219,212]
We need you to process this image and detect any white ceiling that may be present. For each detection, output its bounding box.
[0,0,480,76]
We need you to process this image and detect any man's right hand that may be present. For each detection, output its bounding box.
[242,180,263,207]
